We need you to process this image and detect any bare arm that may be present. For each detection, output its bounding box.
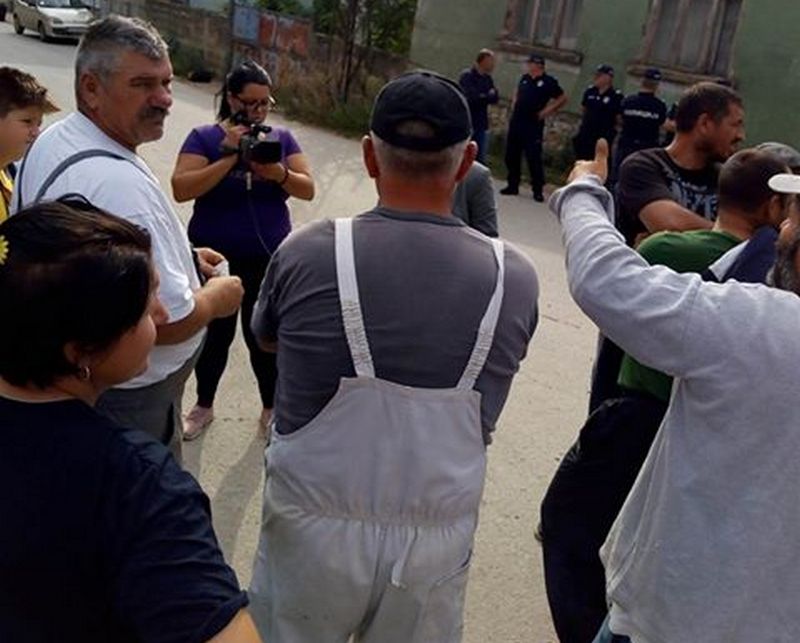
[156,277,244,346]
[172,152,238,203]
[250,152,315,201]
[539,93,568,119]
[207,609,262,643]
[639,199,714,234]
[172,124,249,202]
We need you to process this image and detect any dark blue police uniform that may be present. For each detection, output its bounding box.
[505,72,564,197]
[613,91,667,175]
[573,85,624,160]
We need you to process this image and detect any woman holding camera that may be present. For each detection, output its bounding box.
[172,60,314,441]
[0,201,260,642]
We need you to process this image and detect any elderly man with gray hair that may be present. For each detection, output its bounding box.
[13,15,244,460]
[248,70,538,642]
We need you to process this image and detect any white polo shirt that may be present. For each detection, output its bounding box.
[13,112,203,389]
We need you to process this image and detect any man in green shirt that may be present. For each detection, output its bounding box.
[616,229,741,402]
[540,148,790,643]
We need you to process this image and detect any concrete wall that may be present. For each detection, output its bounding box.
[410,0,800,148]
[732,0,800,148]
[148,0,232,76]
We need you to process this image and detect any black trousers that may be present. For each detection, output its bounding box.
[194,254,277,409]
[588,334,624,414]
[505,121,545,194]
[540,392,668,643]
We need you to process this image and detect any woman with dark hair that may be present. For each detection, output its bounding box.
[172,59,314,441]
[0,201,261,643]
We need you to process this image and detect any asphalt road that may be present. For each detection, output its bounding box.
[1,20,599,642]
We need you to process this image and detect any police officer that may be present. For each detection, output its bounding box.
[613,67,667,178]
[501,54,567,202]
[573,64,623,161]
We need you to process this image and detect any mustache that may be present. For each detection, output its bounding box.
[140,106,169,121]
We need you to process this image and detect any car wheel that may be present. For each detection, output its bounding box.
[13,13,24,34]
[37,21,48,42]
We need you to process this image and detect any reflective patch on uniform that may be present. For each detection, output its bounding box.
[624,109,662,119]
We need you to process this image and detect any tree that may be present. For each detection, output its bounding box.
[313,0,417,102]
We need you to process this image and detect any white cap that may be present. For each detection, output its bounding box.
[768,173,800,194]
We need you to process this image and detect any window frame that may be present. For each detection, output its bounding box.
[640,0,741,77]
[502,0,583,52]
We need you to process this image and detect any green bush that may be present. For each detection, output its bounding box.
[273,66,378,138]
[166,36,211,80]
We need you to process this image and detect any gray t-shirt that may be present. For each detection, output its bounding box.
[252,207,539,443]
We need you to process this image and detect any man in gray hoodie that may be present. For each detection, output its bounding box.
[550,139,800,643]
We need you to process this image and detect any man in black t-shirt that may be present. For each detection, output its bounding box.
[589,82,745,412]
[616,82,745,246]
[501,54,568,202]
[612,68,667,180]
[573,64,623,161]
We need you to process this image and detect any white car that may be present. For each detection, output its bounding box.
[12,0,94,41]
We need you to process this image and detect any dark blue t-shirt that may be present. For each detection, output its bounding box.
[511,73,564,128]
[182,124,302,259]
[577,85,624,141]
[619,91,668,148]
[0,396,247,643]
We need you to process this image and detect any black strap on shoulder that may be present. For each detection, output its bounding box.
[33,150,128,204]
[700,268,719,283]
[17,148,129,209]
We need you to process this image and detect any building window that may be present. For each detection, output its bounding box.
[509,0,584,51]
[642,0,742,77]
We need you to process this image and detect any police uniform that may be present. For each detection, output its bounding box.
[573,85,624,160]
[614,91,667,172]
[504,71,564,197]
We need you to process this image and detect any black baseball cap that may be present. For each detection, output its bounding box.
[370,70,472,152]
[596,64,614,77]
[645,67,663,81]
[528,54,546,65]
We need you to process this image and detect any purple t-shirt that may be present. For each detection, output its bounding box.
[181,124,302,258]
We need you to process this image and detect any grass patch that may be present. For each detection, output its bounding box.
[167,36,213,81]
[273,67,380,138]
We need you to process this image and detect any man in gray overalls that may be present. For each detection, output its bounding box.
[249,71,540,642]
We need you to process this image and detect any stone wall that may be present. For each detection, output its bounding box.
[99,0,231,77]
[147,0,231,78]
[99,0,405,86]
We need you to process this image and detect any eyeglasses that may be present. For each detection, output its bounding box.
[235,95,275,110]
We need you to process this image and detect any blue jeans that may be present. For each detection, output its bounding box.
[592,615,632,643]
[472,129,489,164]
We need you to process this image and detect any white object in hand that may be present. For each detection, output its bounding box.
[213,260,230,277]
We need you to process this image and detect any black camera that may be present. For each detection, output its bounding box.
[230,111,283,165]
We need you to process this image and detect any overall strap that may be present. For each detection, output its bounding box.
[457,238,506,390]
[31,150,128,204]
[334,218,375,378]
